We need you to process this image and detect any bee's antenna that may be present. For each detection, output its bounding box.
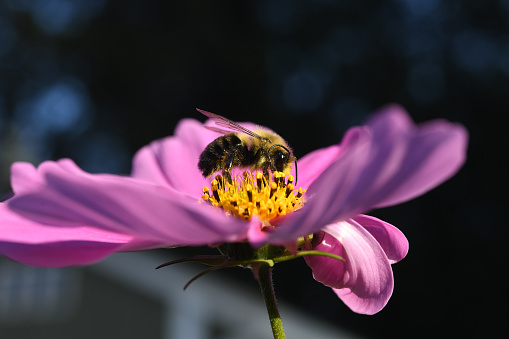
[293,158,298,185]
[268,144,291,154]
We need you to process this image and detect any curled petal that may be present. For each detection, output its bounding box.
[6,159,252,251]
[353,214,408,264]
[305,220,394,314]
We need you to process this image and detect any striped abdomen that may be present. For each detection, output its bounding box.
[198,133,251,177]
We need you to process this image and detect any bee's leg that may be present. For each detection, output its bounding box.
[222,170,233,184]
[262,169,270,182]
[223,150,237,184]
[259,160,268,178]
[252,148,272,181]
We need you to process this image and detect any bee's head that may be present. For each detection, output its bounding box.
[268,144,298,184]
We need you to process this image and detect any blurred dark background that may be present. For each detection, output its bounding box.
[0,0,506,337]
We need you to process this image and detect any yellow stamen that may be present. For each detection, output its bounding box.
[287,175,294,186]
[201,192,210,202]
[270,181,277,199]
[256,172,264,191]
[201,171,307,223]
[285,183,294,198]
[246,184,253,202]
[211,183,221,202]
[215,175,224,189]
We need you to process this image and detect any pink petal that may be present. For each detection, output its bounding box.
[365,105,469,208]
[353,214,408,264]
[264,105,467,244]
[295,126,366,188]
[305,219,394,315]
[6,159,251,249]
[0,205,137,267]
[131,118,217,197]
[10,162,40,194]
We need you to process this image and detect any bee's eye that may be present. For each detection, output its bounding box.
[273,150,289,170]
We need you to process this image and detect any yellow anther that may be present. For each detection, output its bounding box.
[274,171,285,187]
[285,183,294,198]
[296,187,306,198]
[256,172,264,191]
[200,171,306,222]
[287,175,294,185]
[246,184,253,202]
[214,175,223,189]
[211,185,221,202]
[270,181,277,199]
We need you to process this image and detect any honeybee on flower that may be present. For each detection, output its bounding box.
[197,109,297,183]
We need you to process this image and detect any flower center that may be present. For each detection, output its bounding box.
[201,171,306,223]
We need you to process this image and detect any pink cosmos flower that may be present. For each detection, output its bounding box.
[0,105,468,315]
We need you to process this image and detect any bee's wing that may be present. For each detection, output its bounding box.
[197,108,264,140]
[203,126,234,135]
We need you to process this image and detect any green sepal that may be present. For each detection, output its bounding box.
[155,255,229,269]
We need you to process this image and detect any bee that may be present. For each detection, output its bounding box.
[197,109,297,183]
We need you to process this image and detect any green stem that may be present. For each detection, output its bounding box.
[273,250,344,263]
[257,263,286,339]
